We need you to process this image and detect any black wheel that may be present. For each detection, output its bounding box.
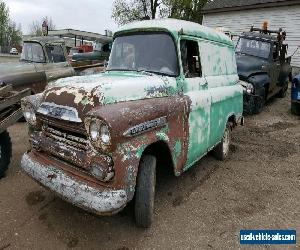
[134,154,156,228]
[291,102,300,115]
[0,131,12,178]
[277,81,288,98]
[213,123,231,161]
[252,87,266,114]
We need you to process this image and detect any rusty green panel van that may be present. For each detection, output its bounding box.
[21,19,243,228]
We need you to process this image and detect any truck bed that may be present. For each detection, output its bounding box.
[0,85,31,133]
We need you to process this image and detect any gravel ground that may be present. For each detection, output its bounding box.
[0,90,299,250]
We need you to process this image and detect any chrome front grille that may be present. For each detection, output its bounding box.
[42,124,88,150]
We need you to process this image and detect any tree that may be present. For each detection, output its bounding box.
[112,0,209,25]
[29,16,56,36]
[0,1,9,46]
[0,1,22,50]
[112,0,165,25]
[166,0,209,23]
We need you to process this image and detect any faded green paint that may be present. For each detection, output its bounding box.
[135,144,147,159]
[173,139,182,164]
[81,96,90,105]
[116,19,234,47]
[156,125,170,142]
[181,24,242,170]
[42,19,243,178]
[50,71,179,107]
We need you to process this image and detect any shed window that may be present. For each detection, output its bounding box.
[180,40,202,78]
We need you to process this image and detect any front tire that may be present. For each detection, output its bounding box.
[213,123,231,161]
[252,87,266,114]
[277,81,288,98]
[0,131,12,178]
[135,155,156,228]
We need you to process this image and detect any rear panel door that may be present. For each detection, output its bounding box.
[199,40,243,149]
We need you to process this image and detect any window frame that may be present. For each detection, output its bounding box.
[108,31,180,77]
[21,42,46,63]
[180,38,202,78]
[45,44,66,63]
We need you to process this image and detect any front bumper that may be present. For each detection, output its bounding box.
[21,152,127,215]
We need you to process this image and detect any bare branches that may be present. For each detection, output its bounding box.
[29,16,56,36]
[112,0,209,26]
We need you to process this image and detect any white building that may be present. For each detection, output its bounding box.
[202,0,300,69]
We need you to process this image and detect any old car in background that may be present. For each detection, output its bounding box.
[70,42,111,70]
[291,74,300,115]
[9,48,18,55]
[68,44,93,61]
[236,23,292,114]
[0,36,76,94]
[21,19,243,228]
[0,84,30,178]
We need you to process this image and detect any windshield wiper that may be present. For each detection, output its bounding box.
[136,68,154,76]
[138,69,175,77]
[107,68,175,77]
[106,68,134,72]
[20,58,32,62]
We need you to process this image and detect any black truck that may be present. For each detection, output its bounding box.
[236,25,292,114]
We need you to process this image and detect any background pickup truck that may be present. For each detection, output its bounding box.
[0,36,75,94]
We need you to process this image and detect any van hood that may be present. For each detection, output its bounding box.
[42,71,177,120]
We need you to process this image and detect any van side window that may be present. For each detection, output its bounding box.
[180,40,202,78]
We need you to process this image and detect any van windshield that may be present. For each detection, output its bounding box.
[236,37,271,59]
[107,33,179,76]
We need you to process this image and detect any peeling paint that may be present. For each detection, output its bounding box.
[21,19,243,218]
[21,153,127,214]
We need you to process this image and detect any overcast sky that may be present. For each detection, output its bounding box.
[4,0,119,35]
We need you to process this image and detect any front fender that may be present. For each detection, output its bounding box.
[247,73,270,90]
[87,96,191,200]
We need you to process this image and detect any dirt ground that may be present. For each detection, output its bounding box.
[0,90,299,250]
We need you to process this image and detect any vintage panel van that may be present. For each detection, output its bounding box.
[21,19,243,227]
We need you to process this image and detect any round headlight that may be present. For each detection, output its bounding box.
[89,121,100,141]
[246,83,254,94]
[100,124,110,144]
[23,106,36,125]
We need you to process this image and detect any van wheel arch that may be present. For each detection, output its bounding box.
[141,140,174,175]
[134,140,175,227]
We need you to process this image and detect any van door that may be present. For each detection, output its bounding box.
[44,44,75,82]
[180,39,211,170]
